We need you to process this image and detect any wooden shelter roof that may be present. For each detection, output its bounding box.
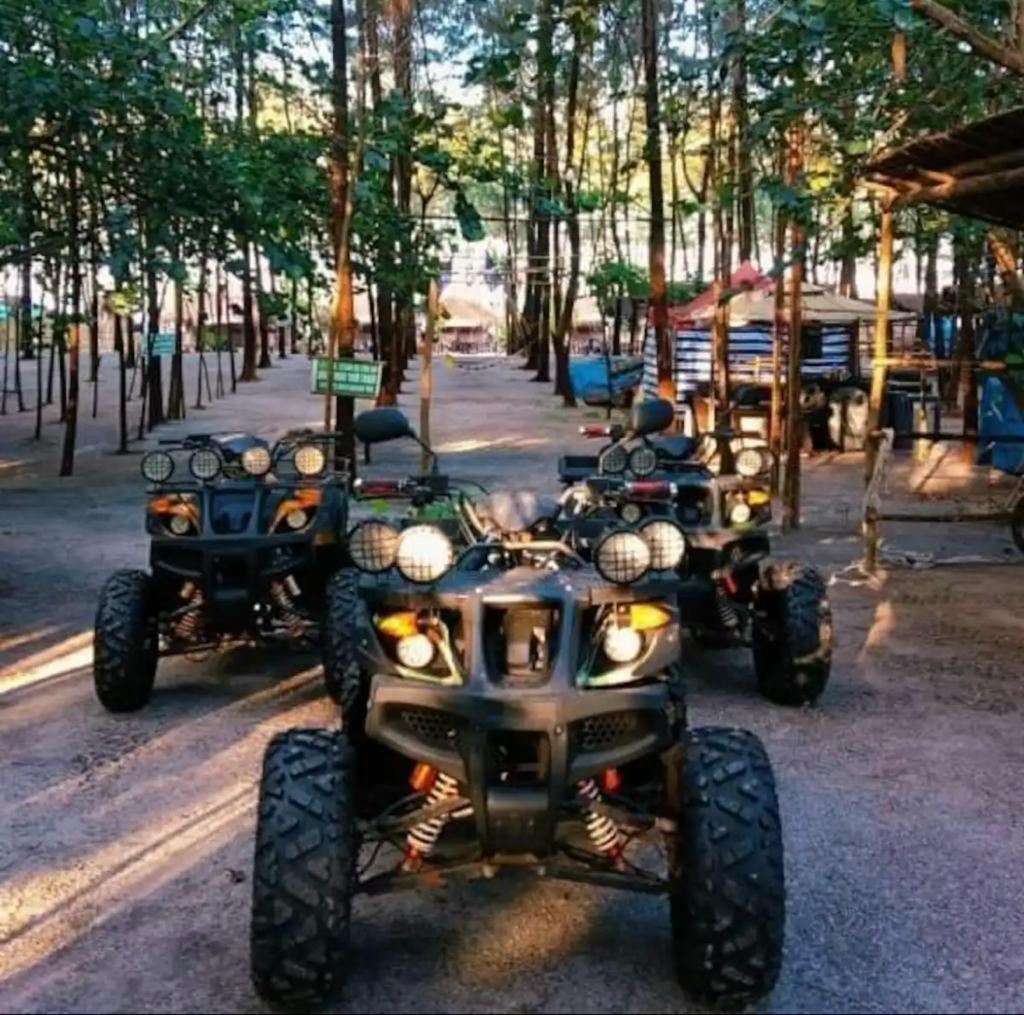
[866,106,1024,229]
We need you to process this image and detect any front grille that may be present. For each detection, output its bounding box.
[484,605,558,687]
[210,491,256,534]
[398,706,462,748]
[575,710,648,753]
[675,487,711,525]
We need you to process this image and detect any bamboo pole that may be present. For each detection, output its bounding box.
[420,279,437,474]
[782,123,804,530]
[864,201,895,572]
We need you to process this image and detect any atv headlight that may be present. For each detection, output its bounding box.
[628,445,658,478]
[294,444,326,476]
[594,530,651,584]
[619,502,643,525]
[729,500,752,525]
[349,520,400,573]
[736,446,769,478]
[189,447,222,481]
[603,625,643,664]
[396,633,435,669]
[141,451,174,483]
[395,525,453,583]
[638,518,685,570]
[600,444,627,475]
[242,445,272,477]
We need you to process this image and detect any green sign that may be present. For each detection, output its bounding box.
[148,332,175,356]
[0,305,9,322]
[311,357,383,398]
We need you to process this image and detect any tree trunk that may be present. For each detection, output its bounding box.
[59,165,82,477]
[732,0,754,263]
[643,0,671,404]
[532,0,555,384]
[327,0,357,465]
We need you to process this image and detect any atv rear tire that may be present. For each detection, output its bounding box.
[670,726,785,1007]
[322,568,369,728]
[250,728,357,1006]
[93,569,158,712]
[753,562,833,705]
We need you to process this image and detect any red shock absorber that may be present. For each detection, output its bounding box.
[403,771,460,869]
[577,778,625,865]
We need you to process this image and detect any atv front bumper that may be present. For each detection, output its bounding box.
[360,567,680,856]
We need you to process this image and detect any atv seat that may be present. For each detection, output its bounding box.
[650,434,698,462]
[474,491,561,535]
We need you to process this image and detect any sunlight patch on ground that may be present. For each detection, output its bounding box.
[0,784,252,984]
[858,600,895,660]
[435,436,549,454]
[0,630,93,691]
[0,626,59,654]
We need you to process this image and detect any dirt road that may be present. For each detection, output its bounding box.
[1,356,1023,1013]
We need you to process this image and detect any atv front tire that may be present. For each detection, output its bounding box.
[670,726,785,1007]
[753,562,833,705]
[93,569,158,712]
[322,568,369,728]
[250,728,357,1006]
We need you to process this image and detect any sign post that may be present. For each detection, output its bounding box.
[149,332,175,357]
[310,357,383,399]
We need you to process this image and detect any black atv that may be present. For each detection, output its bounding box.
[92,430,349,712]
[320,407,494,707]
[559,399,833,706]
[250,448,786,1009]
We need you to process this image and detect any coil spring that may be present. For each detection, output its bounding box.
[404,772,460,862]
[577,778,624,859]
[174,587,204,641]
[270,580,305,632]
[715,585,741,631]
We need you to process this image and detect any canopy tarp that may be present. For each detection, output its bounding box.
[688,281,916,327]
[667,260,770,327]
[865,106,1024,230]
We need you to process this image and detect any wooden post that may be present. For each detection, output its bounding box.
[769,202,786,498]
[782,123,804,529]
[420,278,437,474]
[864,199,895,571]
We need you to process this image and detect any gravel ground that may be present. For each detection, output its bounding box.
[1,354,1023,1014]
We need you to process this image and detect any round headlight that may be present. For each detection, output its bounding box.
[594,530,651,585]
[639,518,686,570]
[242,445,272,476]
[736,446,769,478]
[601,444,627,475]
[628,445,658,478]
[396,633,435,669]
[169,513,192,535]
[189,447,222,481]
[141,451,174,483]
[604,625,643,664]
[285,509,308,529]
[396,525,454,583]
[619,502,643,525]
[730,501,752,525]
[348,520,399,573]
[294,444,326,476]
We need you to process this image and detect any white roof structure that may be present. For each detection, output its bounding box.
[688,281,917,326]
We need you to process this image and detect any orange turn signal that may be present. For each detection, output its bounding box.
[628,603,671,631]
[409,762,437,792]
[600,768,621,793]
[376,611,419,639]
